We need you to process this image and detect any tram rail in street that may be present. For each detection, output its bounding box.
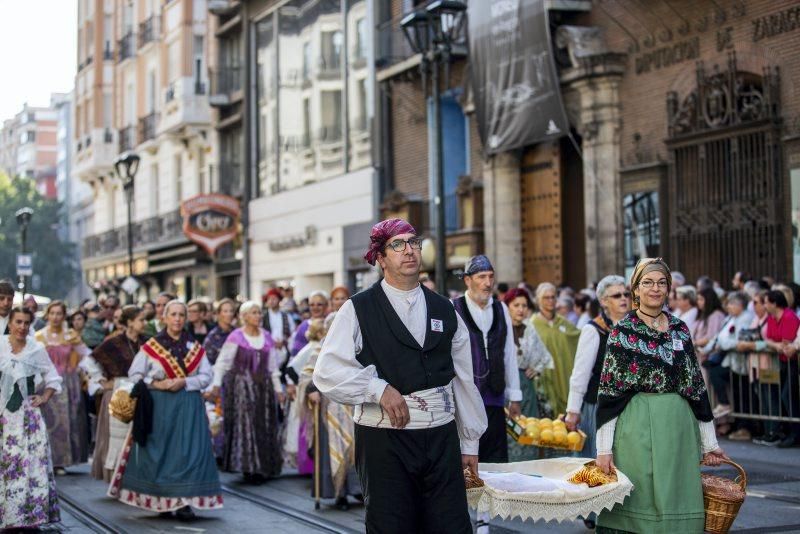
[221,484,360,534]
[58,491,127,534]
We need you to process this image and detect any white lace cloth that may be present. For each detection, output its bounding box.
[467,457,634,523]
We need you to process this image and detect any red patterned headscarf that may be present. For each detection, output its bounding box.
[363,218,417,266]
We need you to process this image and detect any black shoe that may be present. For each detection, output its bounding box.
[777,434,798,448]
[175,506,196,522]
[158,511,173,519]
[335,496,349,511]
[583,518,596,530]
[753,433,782,446]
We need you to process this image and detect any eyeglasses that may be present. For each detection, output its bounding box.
[607,291,631,300]
[639,280,669,289]
[386,237,423,252]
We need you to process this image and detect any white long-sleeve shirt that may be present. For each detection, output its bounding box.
[312,280,488,455]
[211,330,282,390]
[463,293,522,403]
[127,348,213,392]
[567,324,601,414]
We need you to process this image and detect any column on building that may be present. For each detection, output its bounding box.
[558,26,627,284]
[482,151,522,285]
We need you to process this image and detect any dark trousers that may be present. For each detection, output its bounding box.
[479,405,508,463]
[354,421,471,534]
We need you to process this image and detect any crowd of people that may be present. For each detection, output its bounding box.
[0,216,798,531]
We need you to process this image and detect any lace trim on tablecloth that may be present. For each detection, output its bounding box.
[466,458,634,523]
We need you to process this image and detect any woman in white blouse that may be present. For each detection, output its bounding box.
[210,301,283,482]
[0,306,62,529]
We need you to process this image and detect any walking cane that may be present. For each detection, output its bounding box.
[313,400,321,510]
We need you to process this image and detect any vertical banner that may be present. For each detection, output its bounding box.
[469,0,569,154]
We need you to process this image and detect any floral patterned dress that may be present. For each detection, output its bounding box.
[0,336,63,529]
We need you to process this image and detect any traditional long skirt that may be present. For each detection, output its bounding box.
[108,390,223,512]
[41,370,88,467]
[222,369,282,478]
[312,402,361,499]
[597,393,705,534]
[0,400,60,529]
[90,388,113,481]
[508,369,540,462]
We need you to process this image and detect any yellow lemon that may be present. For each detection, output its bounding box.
[540,429,554,443]
[539,418,552,426]
[525,421,538,432]
[553,430,568,445]
[553,420,567,431]
[567,431,582,446]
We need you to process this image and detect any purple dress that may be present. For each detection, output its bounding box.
[203,326,233,459]
[219,329,282,478]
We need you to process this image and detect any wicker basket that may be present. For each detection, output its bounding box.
[702,459,747,534]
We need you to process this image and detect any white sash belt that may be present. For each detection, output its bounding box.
[354,380,456,429]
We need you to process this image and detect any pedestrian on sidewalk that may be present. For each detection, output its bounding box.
[0,306,62,530]
[313,218,487,534]
[108,300,222,521]
[0,279,15,335]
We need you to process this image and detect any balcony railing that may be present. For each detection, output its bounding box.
[119,125,136,152]
[118,32,135,62]
[138,15,159,48]
[138,112,159,144]
[376,14,416,70]
[83,209,184,259]
[211,66,242,96]
[218,161,242,197]
[316,126,343,144]
[318,54,342,78]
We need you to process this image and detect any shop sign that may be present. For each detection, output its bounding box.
[180,194,241,255]
[268,226,318,252]
[469,0,569,154]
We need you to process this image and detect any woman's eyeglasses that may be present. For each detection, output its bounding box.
[607,291,631,300]
[386,237,423,252]
[639,280,669,289]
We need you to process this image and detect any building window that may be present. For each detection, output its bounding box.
[175,154,183,201]
[428,95,467,232]
[355,18,368,61]
[302,42,312,82]
[792,168,800,281]
[623,191,661,279]
[20,131,35,144]
[320,31,343,76]
[150,164,159,217]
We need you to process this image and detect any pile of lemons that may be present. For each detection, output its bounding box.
[516,416,582,448]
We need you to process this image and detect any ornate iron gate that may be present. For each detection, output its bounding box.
[666,53,785,283]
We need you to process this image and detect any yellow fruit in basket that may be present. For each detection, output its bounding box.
[553,422,567,433]
[539,417,552,426]
[540,428,554,443]
[553,429,568,445]
[567,431,582,446]
[526,425,540,439]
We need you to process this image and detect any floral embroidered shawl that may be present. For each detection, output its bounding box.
[596,310,712,428]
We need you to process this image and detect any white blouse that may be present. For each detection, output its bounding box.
[127,346,212,392]
[0,336,62,415]
[212,330,282,390]
[567,325,601,414]
[313,280,488,455]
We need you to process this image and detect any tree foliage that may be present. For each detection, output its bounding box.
[0,173,78,298]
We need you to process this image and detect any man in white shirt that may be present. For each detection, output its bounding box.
[452,255,522,464]
[0,279,14,335]
[313,218,487,534]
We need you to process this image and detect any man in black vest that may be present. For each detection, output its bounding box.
[314,218,487,534]
[452,255,521,464]
[0,279,14,335]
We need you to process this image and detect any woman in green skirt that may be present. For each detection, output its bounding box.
[595,258,728,534]
[503,288,553,461]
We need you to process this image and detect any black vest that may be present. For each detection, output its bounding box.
[351,281,457,395]
[585,318,611,405]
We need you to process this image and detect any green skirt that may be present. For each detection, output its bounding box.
[597,393,705,534]
[508,369,539,462]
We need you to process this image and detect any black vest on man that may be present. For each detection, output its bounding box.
[351,281,456,395]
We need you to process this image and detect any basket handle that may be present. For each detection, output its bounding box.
[707,459,747,492]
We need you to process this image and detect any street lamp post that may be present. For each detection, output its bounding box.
[114,152,140,300]
[401,0,467,296]
[15,207,33,301]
